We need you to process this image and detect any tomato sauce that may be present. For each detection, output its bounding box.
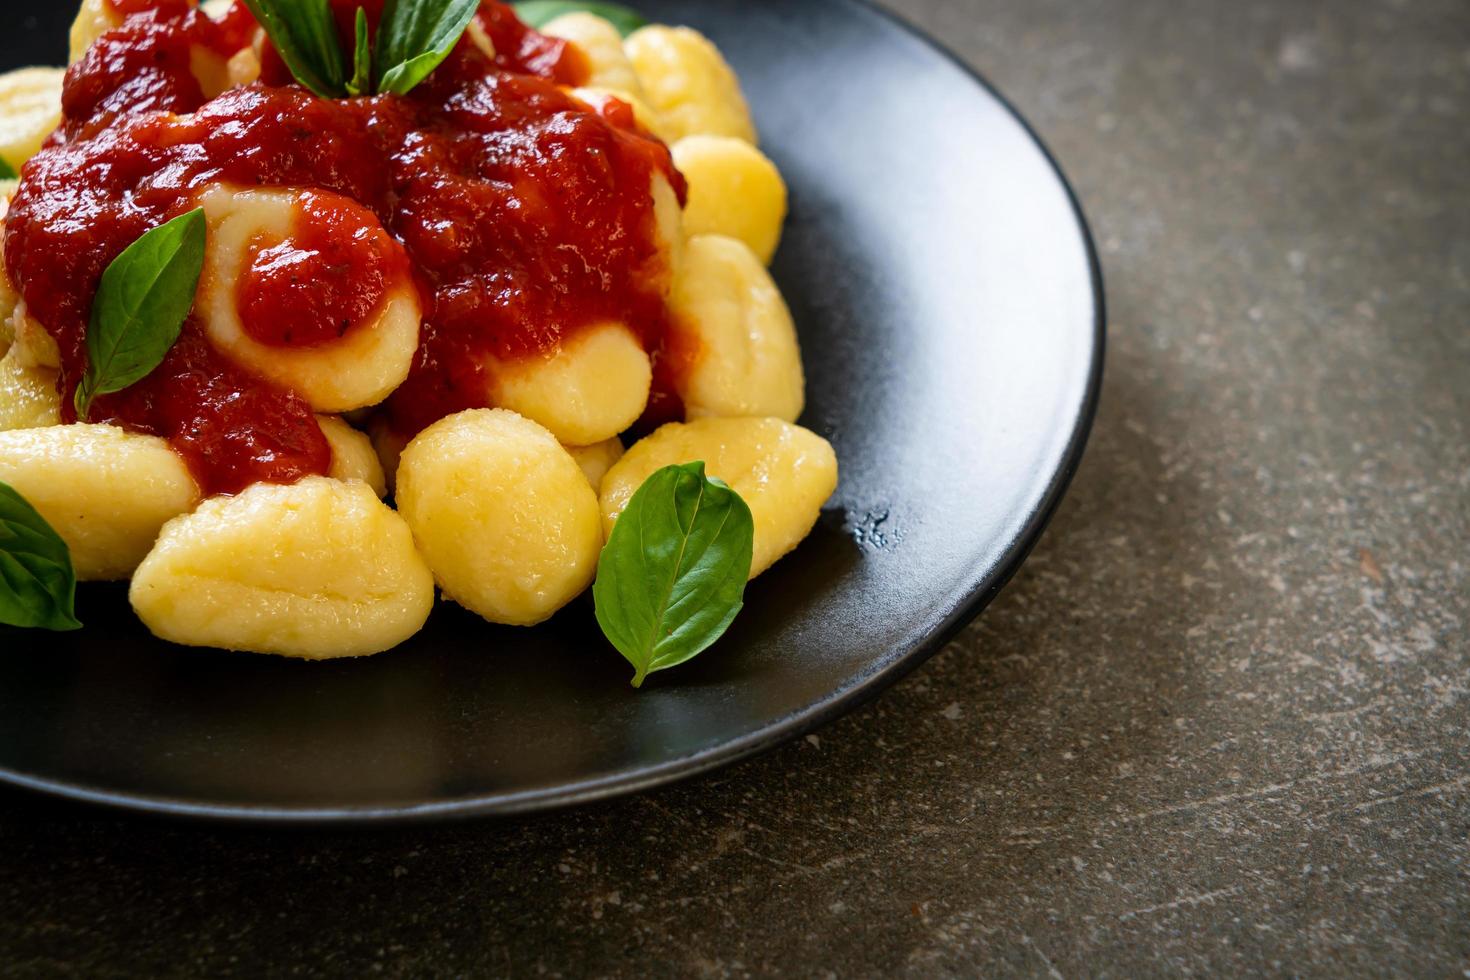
[5,0,684,495]
[237,191,406,348]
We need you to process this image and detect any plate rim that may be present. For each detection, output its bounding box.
[0,0,1106,825]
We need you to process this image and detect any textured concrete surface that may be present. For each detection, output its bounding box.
[3,0,1468,975]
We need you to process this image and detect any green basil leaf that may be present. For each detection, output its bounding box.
[76,208,206,421]
[346,7,373,96]
[512,1,648,37]
[0,481,81,632]
[241,0,347,98]
[593,462,753,688]
[0,158,17,180]
[376,0,481,96]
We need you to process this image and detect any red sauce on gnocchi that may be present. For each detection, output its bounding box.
[237,191,407,349]
[4,0,685,495]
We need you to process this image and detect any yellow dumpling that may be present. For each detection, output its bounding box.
[543,13,646,95]
[318,415,387,498]
[0,346,60,432]
[368,418,410,496]
[667,234,805,423]
[673,135,787,264]
[625,26,756,144]
[396,409,603,627]
[6,304,61,370]
[130,477,434,659]
[0,180,22,352]
[196,185,421,413]
[566,436,625,492]
[0,67,64,174]
[69,0,122,64]
[491,322,652,448]
[571,86,673,144]
[0,424,200,581]
[601,417,837,579]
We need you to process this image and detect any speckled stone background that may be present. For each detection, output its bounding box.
[4,0,1468,975]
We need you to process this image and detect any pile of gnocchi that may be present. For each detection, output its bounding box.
[0,1,838,662]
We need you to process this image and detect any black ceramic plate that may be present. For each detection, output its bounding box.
[0,0,1102,822]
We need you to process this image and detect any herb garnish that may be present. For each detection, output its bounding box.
[347,7,374,97]
[0,158,17,181]
[246,0,480,99]
[241,0,347,99]
[513,1,648,37]
[593,462,754,688]
[0,481,81,632]
[377,0,482,96]
[75,208,207,421]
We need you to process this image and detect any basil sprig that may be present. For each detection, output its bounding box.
[75,208,207,421]
[246,0,479,98]
[0,481,81,632]
[0,158,17,181]
[377,0,482,96]
[593,462,754,688]
[513,1,648,37]
[347,7,374,97]
[241,0,347,99]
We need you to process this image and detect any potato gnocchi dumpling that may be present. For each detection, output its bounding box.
[572,86,673,144]
[0,346,60,432]
[68,0,121,64]
[668,235,805,423]
[625,26,757,144]
[673,136,788,265]
[0,67,64,174]
[0,424,200,581]
[130,478,434,659]
[7,304,60,370]
[492,322,653,448]
[0,182,20,345]
[544,13,647,95]
[396,409,603,627]
[567,437,625,492]
[318,415,387,498]
[601,417,838,579]
[197,186,421,413]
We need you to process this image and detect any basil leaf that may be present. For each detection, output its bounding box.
[241,0,347,98]
[346,7,373,96]
[376,0,481,96]
[76,208,206,421]
[512,1,648,37]
[593,462,753,688]
[0,158,16,180]
[0,481,81,632]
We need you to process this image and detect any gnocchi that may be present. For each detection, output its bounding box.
[130,478,434,659]
[0,67,63,175]
[673,136,788,264]
[197,185,422,414]
[667,235,805,423]
[0,346,61,432]
[0,424,200,581]
[491,321,653,448]
[544,13,646,95]
[567,437,626,492]
[601,418,838,579]
[68,0,121,64]
[572,86,673,144]
[319,415,388,498]
[396,409,603,627]
[624,26,757,144]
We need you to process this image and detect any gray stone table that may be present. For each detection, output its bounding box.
[3,0,1467,975]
